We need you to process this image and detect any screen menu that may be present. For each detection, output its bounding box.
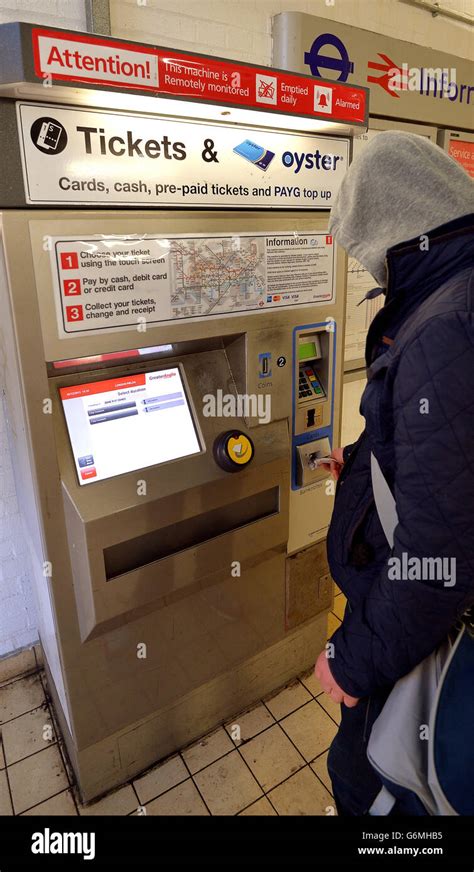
[60,367,201,485]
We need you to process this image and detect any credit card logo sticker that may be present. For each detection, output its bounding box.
[233,139,275,171]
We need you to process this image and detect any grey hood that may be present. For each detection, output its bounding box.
[329,130,474,286]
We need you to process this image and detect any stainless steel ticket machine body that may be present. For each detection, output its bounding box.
[0,24,368,800]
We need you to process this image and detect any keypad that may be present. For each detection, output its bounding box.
[298,365,325,400]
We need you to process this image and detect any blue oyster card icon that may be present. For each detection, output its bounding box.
[233,139,275,171]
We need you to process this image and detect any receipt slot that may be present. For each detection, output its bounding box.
[0,23,367,800]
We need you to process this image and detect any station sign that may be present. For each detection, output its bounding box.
[273,11,473,129]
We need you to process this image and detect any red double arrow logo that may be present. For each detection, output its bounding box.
[367,53,408,97]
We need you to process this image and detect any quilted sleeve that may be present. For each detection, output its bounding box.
[343,441,358,462]
[328,310,474,699]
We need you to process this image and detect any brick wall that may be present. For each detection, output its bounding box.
[0,0,86,29]
[110,0,474,65]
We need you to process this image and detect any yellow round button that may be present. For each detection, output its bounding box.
[227,434,253,465]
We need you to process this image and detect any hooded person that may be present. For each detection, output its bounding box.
[314,131,474,816]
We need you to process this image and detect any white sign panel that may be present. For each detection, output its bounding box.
[50,232,336,336]
[17,103,349,209]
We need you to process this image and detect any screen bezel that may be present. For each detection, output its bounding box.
[59,362,205,486]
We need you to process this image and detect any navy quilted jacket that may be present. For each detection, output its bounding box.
[327,213,474,699]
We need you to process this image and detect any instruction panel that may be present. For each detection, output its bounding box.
[51,232,335,335]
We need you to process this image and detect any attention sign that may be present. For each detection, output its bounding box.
[31,27,367,126]
[33,30,159,90]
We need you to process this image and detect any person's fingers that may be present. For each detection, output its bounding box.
[316,672,331,694]
[316,671,332,696]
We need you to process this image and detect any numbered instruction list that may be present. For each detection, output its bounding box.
[52,232,335,335]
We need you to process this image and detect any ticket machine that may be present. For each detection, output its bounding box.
[0,23,368,799]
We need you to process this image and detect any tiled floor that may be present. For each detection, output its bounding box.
[0,596,345,816]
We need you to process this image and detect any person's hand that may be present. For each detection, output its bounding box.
[319,447,345,481]
[315,649,360,707]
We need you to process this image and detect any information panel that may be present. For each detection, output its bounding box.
[60,367,201,485]
[50,232,335,336]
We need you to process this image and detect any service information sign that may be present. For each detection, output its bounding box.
[50,232,335,336]
[448,140,474,178]
[17,103,349,209]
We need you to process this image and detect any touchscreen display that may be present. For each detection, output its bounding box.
[60,367,201,485]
